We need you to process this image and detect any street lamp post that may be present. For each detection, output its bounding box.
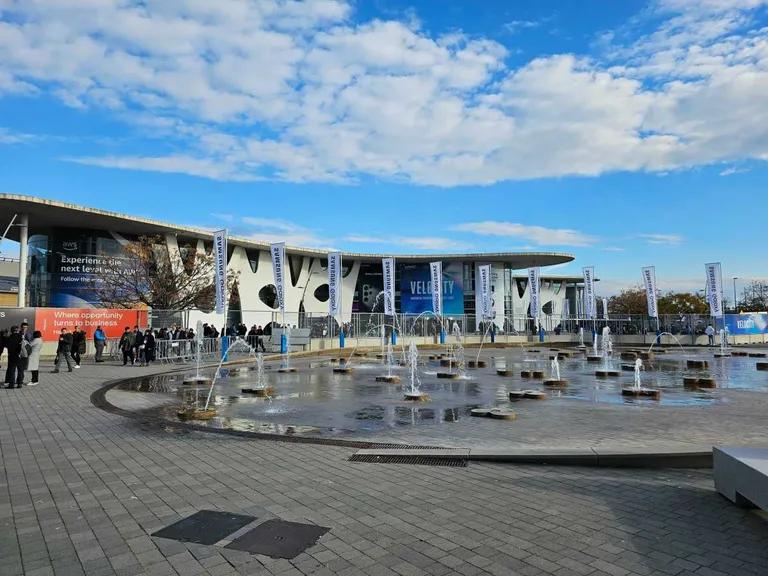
[732,277,738,313]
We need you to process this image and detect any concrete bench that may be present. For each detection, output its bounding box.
[714,446,768,509]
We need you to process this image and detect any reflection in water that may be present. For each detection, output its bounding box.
[115,348,768,437]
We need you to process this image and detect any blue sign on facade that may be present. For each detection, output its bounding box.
[400,262,464,315]
[724,313,768,335]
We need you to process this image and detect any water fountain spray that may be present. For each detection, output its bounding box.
[404,341,427,400]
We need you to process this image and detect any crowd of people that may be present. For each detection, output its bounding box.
[0,321,278,388]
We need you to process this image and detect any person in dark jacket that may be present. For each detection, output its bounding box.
[71,325,86,367]
[143,329,156,365]
[53,328,75,373]
[118,327,135,366]
[132,326,144,364]
[4,326,26,388]
[93,326,107,362]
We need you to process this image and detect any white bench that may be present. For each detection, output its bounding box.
[714,446,768,509]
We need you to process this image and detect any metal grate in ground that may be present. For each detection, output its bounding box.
[348,453,467,467]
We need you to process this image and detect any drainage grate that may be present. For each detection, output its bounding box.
[348,453,467,467]
[225,519,330,559]
[152,510,256,545]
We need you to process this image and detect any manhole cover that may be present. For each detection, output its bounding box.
[225,519,330,559]
[152,510,256,545]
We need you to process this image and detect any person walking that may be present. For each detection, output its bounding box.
[53,328,75,373]
[4,326,26,388]
[119,327,135,365]
[71,325,85,367]
[255,326,266,352]
[93,325,107,362]
[27,331,43,386]
[705,324,715,346]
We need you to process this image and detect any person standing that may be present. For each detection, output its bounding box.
[143,329,156,365]
[4,326,25,388]
[705,324,715,346]
[27,331,43,386]
[71,325,85,367]
[134,326,145,365]
[93,325,107,362]
[53,328,75,373]
[119,327,135,365]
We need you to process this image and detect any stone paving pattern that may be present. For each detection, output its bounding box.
[2,360,768,575]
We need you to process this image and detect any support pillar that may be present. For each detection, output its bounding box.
[17,214,28,307]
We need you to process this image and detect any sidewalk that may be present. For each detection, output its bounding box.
[1,360,767,576]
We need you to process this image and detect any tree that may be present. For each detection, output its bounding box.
[739,281,768,312]
[95,235,238,310]
[608,287,647,315]
[657,291,709,315]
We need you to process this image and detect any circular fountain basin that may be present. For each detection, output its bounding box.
[375,375,400,383]
[587,356,602,363]
[177,408,217,421]
[714,353,731,358]
[620,364,636,372]
[278,367,298,373]
[531,370,545,379]
[620,352,638,360]
[697,377,717,388]
[436,372,460,379]
[687,359,709,369]
[523,390,547,400]
[404,391,429,401]
[333,367,353,374]
[749,352,767,358]
[757,362,768,371]
[496,369,511,376]
[508,390,526,399]
[489,408,517,420]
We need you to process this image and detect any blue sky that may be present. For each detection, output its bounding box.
[0,0,767,295]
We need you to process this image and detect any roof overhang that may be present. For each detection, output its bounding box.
[0,194,574,269]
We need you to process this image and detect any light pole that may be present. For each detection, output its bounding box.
[732,277,738,313]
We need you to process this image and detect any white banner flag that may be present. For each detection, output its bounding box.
[642,266,659,318]
[528,267,541,319]
[562,299,570,319]
[602,297,609,320]
[430,261,443,316]
[478,264,492,321]
[582,266,596,319]
[270,242,286,313]
[705,262,724,318]
[213,229,227,315]
[328,252,342,319]
[382,258,395,315]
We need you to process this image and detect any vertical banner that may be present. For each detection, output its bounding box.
[430,261,443,316]
[642,266,659,318]
[528,267,540,320]
[382,258,395,315]
[270,242,286,313]
[562,298,570,319]
[213,229,227,314]
[477,264,492,321]
[328,252,342,319]
[602,297,609,320]
[582,266,596,319]
[705,262,724,318]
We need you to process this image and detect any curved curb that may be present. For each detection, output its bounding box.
[91,366,712,468]
[89,372,434,450]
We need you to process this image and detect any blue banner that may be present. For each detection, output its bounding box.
[400,262,464,315]
[724,313,768,335]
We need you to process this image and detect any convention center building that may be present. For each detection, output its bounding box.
[0,194,586,333]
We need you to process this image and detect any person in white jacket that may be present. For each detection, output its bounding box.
[26,331,43,386]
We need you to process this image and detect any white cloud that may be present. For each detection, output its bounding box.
[1,1,767,184]
[225,215,335,249]
[453,221,597,247]
[504,19,543,34]
[719,165,750,175]
[0,127,35,144]
[344,235,469,251]
[636,233,683,245]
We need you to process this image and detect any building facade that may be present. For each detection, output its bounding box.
[1,194,582,332]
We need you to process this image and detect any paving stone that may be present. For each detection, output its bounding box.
[1,361,768,576]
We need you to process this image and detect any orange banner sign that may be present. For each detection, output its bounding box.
[36,308,148,341]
